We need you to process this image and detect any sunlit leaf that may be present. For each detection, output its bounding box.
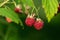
[42,0,58,22]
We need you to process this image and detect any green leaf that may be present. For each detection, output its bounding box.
[42,0,58,22]
[21,0,35,7]
[14,0,21,4]
[0,0,4,3]
[0,8,23,26]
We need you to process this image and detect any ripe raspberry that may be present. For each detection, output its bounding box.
[6,17,12,23]
[14,5,23,13]
[25,15,35,27]
[34,18,44,30]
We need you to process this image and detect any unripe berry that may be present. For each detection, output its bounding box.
[6,17,12,23]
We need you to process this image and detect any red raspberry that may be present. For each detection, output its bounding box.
[25,15,35,27]
[14,5,23,13]
[6,17,12,23]
[34,18,44,30]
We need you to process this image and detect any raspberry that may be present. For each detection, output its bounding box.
[58,6,60,13]
[14,5,23,13]
[57,3,60,13]
[55,3,60,16]
[6,17,12,23]
[34,18,44,30]
[25,15,35,27]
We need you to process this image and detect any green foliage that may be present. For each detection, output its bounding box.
[0,8,23,26]
[21,0,35,7]
[0,8,19,23]
[42,0,58,22]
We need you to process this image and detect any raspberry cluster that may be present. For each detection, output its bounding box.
[25,14,44,30]
[5,4,44,30]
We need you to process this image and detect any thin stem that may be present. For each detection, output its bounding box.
[31,7,35,14]
[5,5,10,9]
[0,0,9,7]
[34,7,40,18]
[12,0,16,7]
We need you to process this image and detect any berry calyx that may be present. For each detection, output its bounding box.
[14,5,23,13]
[34,18,44,30]
[25,15,35,27]
[31,13,36,17]
[6,17,12,23]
